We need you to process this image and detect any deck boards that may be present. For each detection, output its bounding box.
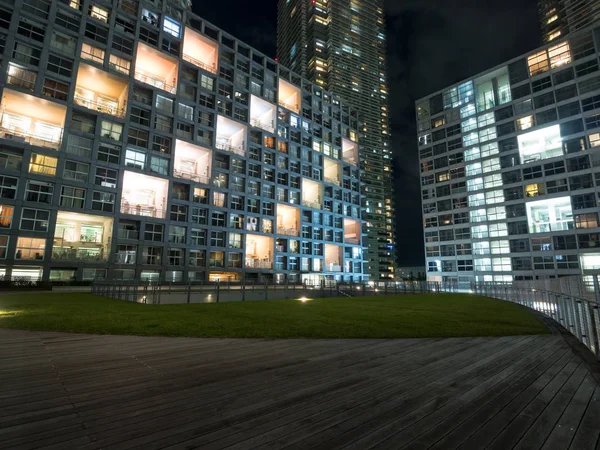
[0,329,599,449]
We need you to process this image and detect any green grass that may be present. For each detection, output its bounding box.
[0,293,548,339]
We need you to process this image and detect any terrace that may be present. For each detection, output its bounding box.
[0,89,66,149]
[74,63,128,117]
[278,79,301,114]
[344,218,361,245]
[182,27,218,73]
[216,115,246,156]
[325,244,342,272]
[173,140,212,184]
[134,42,178,94]
[245,234,273,269]
[276,204,300,236]
[120,171,169,219]
[52,212,113,262]
[324,157,342,186]
[250,95,276,133]
[342,138,359,166]
[302,178,322,209]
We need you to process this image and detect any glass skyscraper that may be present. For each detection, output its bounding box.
[277,0,396,280]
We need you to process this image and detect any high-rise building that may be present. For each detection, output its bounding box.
[277,0,396,280]
[417,24,600,288]
[0,0,366,284]
[539,0,600,43]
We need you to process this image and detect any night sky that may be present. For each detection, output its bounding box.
[193,0,542,267]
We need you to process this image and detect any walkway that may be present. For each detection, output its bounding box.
[0,328,599,449]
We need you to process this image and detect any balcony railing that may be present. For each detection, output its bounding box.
[245,258,273,269]
[302,199,321,210]
[134,70,177,94]
[173,169,210,185]
[326,264,342,272]
[182,54,217,74]
[119,0,137,15]
[120,202,164,218]
[216,138,245,156]
[324,176,340,186]
[277,227,299,237]
[117,229,139,240]
[52,246,109,262]
[115,252,137,264]
[7,70,36,91]
[278,99,299,112]
[0,126,63,149]
[74,95,125,118]
[250,118,275,134]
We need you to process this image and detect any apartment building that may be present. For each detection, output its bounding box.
[417,24,600,286]
[0,0,366,283]
[539,0,600,43]
[277,0,396,280]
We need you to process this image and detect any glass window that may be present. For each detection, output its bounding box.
[526,197,573,233]
[528,50,549,76]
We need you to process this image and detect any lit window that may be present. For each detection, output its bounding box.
[548,30,561,41]
[526,197,573,233]
[81,43,105,64]
[29,154,57,176]
[546,15,558,24]
[125,149,146,169]
[89,5,108,22]
[516,115,534,131]
[528,50,549,76]
[163,17,181,38]
[518,125,563,163]
[15,237,46,260]
[548,41,571,69]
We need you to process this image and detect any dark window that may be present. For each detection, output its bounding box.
[508,59,529,84]
[534,92,555,108]
[511,83,531,100]
[536,108,558,125]
[532,76,552,92]
[555,84,578,102]
[497,122,515,137]
[553,67,574,85]
[495,105,513,121]
[575,60,599,77]
[559,119,584,136]
[557,101,581,119]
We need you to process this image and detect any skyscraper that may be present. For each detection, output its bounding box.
[539,0,600,43]
[277,0,396,280]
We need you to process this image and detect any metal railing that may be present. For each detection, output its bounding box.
[250,118,275,134]
[277,227,299,237]
[91,279,440,304]
[173,169,210,185]
[134,70,177,94]
[0,127,63,149]
[182,54,217,74]
[73,95,125,118]
[215,139,245,156]
[473,275,600,359]
[120,202,165,219]
[278,100,299,112]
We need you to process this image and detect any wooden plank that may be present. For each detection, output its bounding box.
[568,385,600,450]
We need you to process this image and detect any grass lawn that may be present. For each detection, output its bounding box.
[0,293,548,339]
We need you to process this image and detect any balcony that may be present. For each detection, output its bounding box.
[216,115,246,156]
[302,178,322,210]
[0,89,66,149]
[278,79,301,114]
[52,212,113,263]
[344,218,361,245]
[173,140,212,184]
[245,258,273,269]
[74,64,128,118]
[276,204,300,236]
[135,42,178,94]
[277,227,299,237]
[325,244,342,273]
[182,27,218,74]
[118,229,139,240]
[246,234,273,270]
[250,95,276,133]
[342,138,359,166]
[121,171,169,219]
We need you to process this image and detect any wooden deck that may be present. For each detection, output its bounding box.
[0,329,599,450]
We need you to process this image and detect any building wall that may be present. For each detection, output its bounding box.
[0,0,366,283]
[417,25,600,286]
[277,0,396,280]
